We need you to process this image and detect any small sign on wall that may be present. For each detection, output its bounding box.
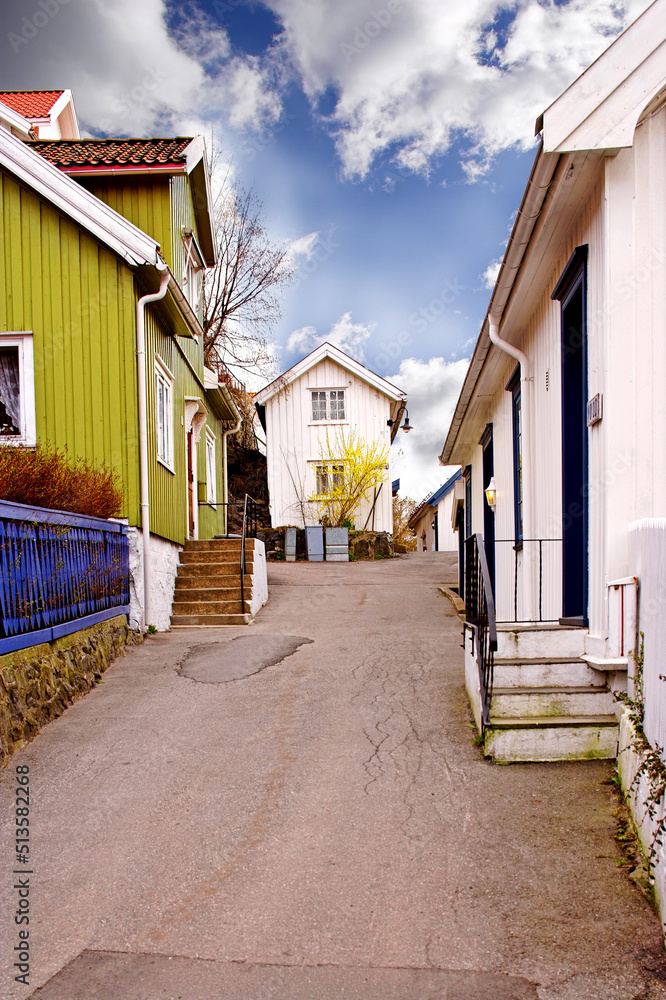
[587,393,603,427]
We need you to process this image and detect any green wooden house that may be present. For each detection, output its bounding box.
[0,103,241,629]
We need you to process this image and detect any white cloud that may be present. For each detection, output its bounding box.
[3,0,654,179]
[288,231,320,261]
[286,311,375,360]
[1,0,281,138]
[266,0,653,179]
[482,257,502,290]
[389,355,469,499]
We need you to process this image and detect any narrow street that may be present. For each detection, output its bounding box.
[2,554,665,1000]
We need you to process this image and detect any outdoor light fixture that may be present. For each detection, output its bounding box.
[485,476,497,511]
[402,410,412,433]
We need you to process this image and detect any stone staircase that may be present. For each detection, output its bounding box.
[170,538,255,627]
[481,625,621,763]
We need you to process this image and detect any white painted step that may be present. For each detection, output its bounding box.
[493,657,605,689]
[484,716,619,763]
[496,624,586,660]
[491,686,616,719]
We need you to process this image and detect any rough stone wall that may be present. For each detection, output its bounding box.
[349,531,394,560]
[0,616,140,767]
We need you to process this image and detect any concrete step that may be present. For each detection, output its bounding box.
[171,599,251,615]
[171,613,252,627]
[484,715,618,763]
[176,563,247,579]
[491,686,616,719]
[179,550,254,566]
[496,624,586,661]
[493,658,606,689]
[182,538,257,552]
[172,586,243,603]
[175,574,241,589]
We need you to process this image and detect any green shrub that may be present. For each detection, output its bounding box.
[0,445,124,519]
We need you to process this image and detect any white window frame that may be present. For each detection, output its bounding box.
[312,461,345,496]
[309,388,347,424]
[182,231,204,314]
[0,332,36,447]
[205,427,217,505]
[155,355,175,472]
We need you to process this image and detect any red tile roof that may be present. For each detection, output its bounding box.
[0,91,64,118]
[30,137,192,170]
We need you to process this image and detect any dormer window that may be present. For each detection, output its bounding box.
[182,228,204,313]
[311,389,345,422]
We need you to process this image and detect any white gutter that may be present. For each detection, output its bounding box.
[137,267,170,628]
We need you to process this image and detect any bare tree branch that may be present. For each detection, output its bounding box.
[203,181,294,381]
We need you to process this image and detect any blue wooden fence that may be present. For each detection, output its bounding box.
[0,500,130,655]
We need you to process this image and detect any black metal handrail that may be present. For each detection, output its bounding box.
[494,538,562,623]
[240,494,259,614]
[465,533,498,730]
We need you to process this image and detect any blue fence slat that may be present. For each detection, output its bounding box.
[0,503,130,645]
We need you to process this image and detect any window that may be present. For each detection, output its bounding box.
[182,232,204,313]
[205,429,216,505]
[315,463,344,495]
[0,333,35,446]
[311,389,346,422]
[506,367,523,543]
[155,358,174,469]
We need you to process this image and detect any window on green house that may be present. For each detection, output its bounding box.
[0,334,35,446]
[206,429,216,505]
[155,359,174,470]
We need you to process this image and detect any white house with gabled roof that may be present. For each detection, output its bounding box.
[438,0,666,820]
[254,343,407,532]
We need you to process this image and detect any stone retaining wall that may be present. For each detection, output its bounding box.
[0,615,140,766]
[259,528,395,561]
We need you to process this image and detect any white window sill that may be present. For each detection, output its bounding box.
[157,456,175,475]
[308,420,349,427]
[0,436,34,447]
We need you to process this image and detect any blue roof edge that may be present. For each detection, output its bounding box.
[428,468,462,506]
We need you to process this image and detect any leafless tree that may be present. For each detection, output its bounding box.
[203,182,294,380]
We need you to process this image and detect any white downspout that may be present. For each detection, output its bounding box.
[137,267,170,628]
[488,312,535,619]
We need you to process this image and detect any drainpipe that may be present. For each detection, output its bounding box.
[488,311,534,617]
[137,267,170,629]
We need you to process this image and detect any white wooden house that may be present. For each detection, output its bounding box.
[409,470,462,553]
[440,0,666,930]
[254,343,407,531]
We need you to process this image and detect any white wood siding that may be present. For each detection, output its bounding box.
[412,490,458,552]
[454,104,666,647]
[265,358,393,530]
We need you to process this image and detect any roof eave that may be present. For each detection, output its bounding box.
[185,137,216,267]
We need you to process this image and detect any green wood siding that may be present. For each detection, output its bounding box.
[0,169,141,525]
[145,307,226,543]
[78,176,173,269]
[1,168,227,546]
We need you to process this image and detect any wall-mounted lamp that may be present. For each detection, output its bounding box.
[387,409,413,432]
[485,476,497,511]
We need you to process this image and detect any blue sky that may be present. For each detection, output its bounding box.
[0,0,653,497]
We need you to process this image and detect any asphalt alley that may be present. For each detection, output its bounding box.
[1,554,665,1000]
